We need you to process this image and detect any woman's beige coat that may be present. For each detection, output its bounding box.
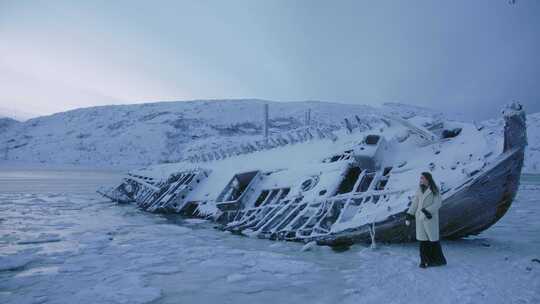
[407,187,442,241]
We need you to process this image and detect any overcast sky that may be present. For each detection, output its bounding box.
[1,0,539,120]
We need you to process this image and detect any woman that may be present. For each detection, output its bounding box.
[405,172,447,268]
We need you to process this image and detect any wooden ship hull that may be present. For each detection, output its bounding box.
[99,103,527,245]
[317,146,524,246]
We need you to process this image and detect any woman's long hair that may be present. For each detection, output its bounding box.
[421,172,440,195]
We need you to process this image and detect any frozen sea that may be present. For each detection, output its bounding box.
[0,168,539,304]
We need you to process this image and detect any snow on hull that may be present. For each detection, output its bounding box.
[99,103,527,245]
[318,147,525,245]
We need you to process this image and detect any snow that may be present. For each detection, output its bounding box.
[0,251,37,272]
[1,99,538,175]
[1,169,539,304]
[2,99,538,174]
[0,99,373,167]
[16,234,63,245]
[482,111,540,173]
[1,100,539,303]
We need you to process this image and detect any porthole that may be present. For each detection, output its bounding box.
[319,189,327,196]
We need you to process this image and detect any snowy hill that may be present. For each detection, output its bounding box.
[0,99,379,167]
[1,99,538,173]
[0,117,19,131]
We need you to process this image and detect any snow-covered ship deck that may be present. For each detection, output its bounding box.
[99,103,527,244]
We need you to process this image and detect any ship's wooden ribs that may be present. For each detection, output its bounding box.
[226,188,284,230]
[164,172,203,212]
[230,209,269,231]
[235,187,409,239]
[147,173,191,212]
[241,192,290,230]
[228,208,264,231]
[278,202,315,234]
[269,199,307,233]
[219,161,409,239]
[225,185,409,231]
[239,205,283,231]
[137,181,165,209]
[250,194,290,231]
[288,206,318,232]
[229,190,276,228]
[259,197,303,233]
[296,201,331,236]
[140,182,161,204]
[309,200,340,235]
[127,169,209,213]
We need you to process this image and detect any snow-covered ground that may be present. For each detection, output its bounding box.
[1,169,539,304]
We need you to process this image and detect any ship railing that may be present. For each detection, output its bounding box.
[183,112,432,164]
[183,125,340,164]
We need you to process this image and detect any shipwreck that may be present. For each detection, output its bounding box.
[99,102,527,246]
